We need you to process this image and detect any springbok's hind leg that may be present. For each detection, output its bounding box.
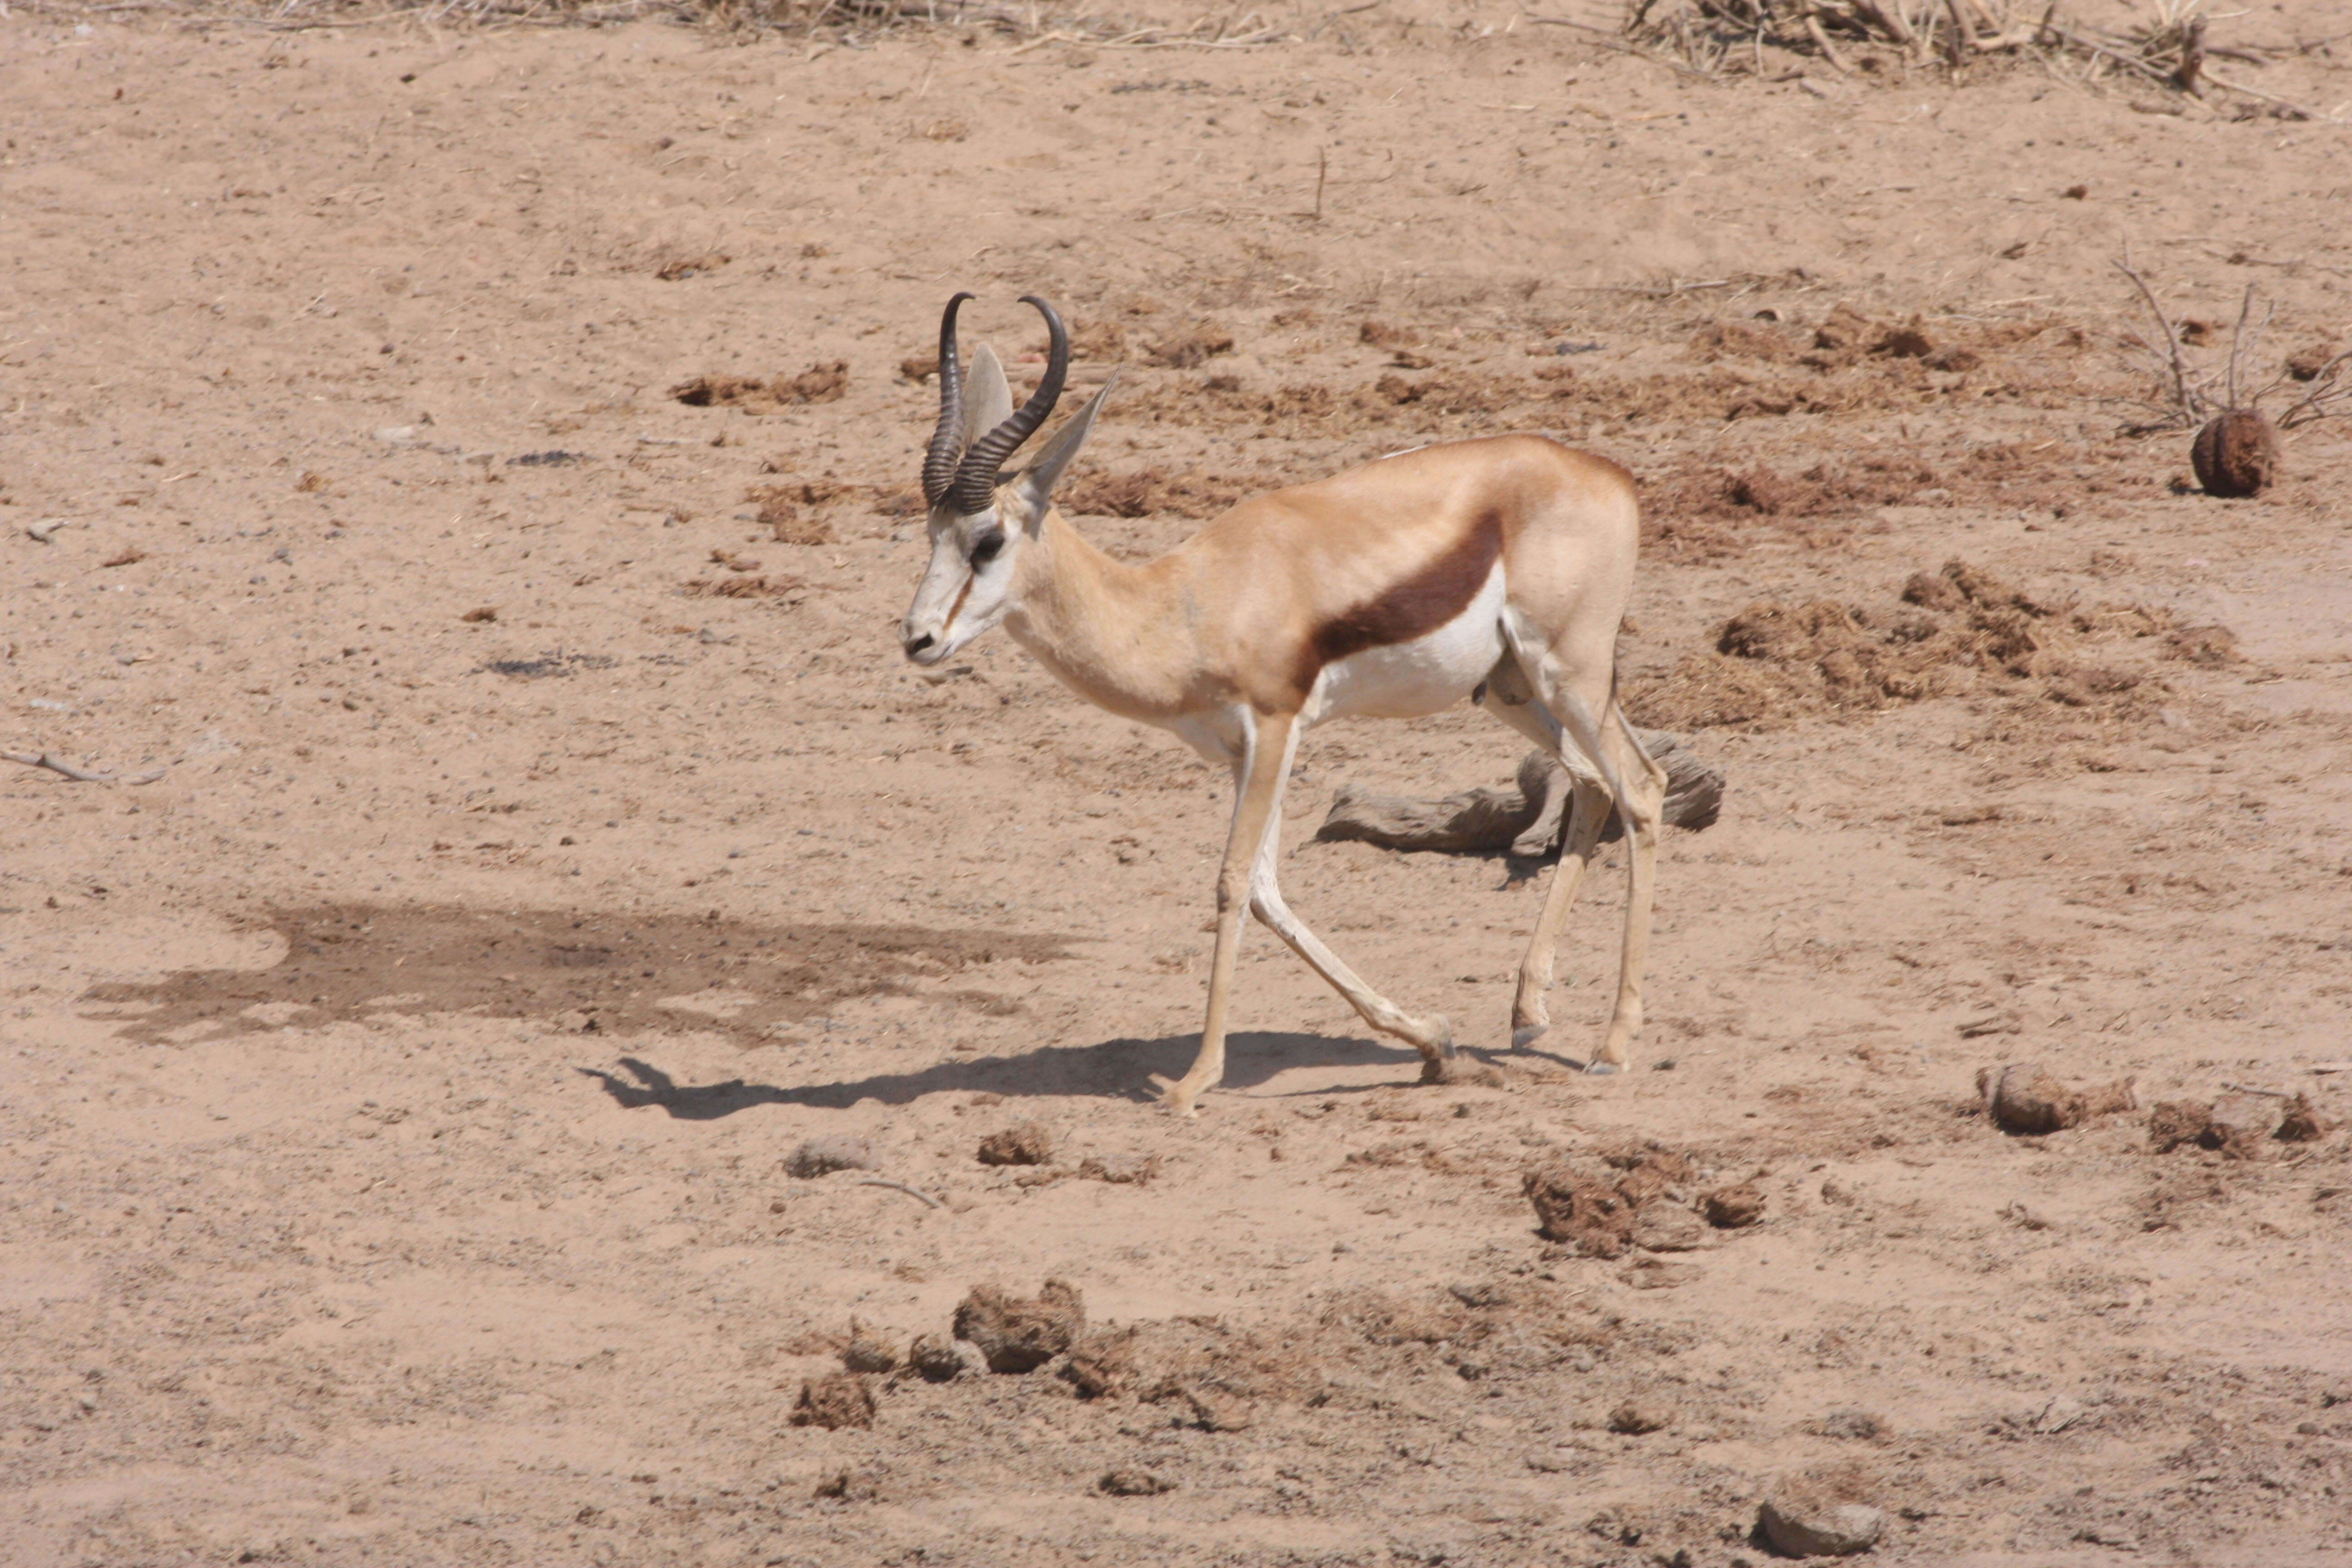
[1496,628,1667,1074]
[1244,779,1456,1083]
[1592,707,1668,1071]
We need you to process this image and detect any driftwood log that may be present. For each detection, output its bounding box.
[1314,730,1723,858]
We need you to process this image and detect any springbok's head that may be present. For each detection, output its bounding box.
[897,293,1113,666]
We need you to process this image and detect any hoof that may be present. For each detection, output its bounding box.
[1418,1057,1458,1086]
[1426,1015,1456,1058]
[1510,1024,1548,1053]
[1584,1060,1621,1077]
[1147,1073,1203,1117]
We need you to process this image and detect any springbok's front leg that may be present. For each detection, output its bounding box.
[1242,731,1455,1084]
[1150,711,1297,1117]
[1510,773,1611,1055]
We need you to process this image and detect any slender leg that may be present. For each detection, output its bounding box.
[1592,707,1667,1069]
[1151,710,1296,1117]
[1511,775,1611,1052]
[1241,725,1455,1081]
[1501,622,1667,1074]
[1482,691,1608,1055]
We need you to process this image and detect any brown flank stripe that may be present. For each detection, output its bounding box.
[1293,509,1504,697]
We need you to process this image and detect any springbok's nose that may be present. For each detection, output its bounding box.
[902,630,935,661]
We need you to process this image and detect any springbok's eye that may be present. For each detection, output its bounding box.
[969,532,1005,568]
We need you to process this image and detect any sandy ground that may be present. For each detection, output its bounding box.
[3,5,2352,1564]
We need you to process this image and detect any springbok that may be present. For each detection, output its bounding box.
[898,294,1666,1115]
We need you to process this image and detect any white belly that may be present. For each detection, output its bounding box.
[1303,565,1506,726]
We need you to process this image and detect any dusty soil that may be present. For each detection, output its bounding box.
[5,5,2352,1565]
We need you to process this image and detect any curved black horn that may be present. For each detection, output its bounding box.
[920,291,976,509]
[949,294,1069,516]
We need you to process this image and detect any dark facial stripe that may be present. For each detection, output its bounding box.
[1294,509,1504,696]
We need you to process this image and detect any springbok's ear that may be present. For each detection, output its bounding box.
[959,344,1015,451]
[1015,371,1118,524]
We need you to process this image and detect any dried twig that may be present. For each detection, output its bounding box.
[2113,251,2206,427]
[856,1176,945,1209]
[1,750,164,785]
[2278,349,2352,429]
[5,750,113,783]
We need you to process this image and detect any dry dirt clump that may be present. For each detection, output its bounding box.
[681,573,807,599]
[1141,327,1234,369]
[1522,1144,1700,1259]
[651,250,730,281]
[1631,557,2200,732]
[785,1136,879,1179]
[1076,1152,1161,1185]
[2148,1092,2319,1157]
[669,362,848,410]
[906,1334,968,1383]
[842,1320,899,1375]
[1054,466,1242,519]
[975,1122,1054,1166]
[1703,1181,1767,1228]
[1061,1313,1326,1410]
[789,1373,877,1431]
[953,1279,1084,1372]
[2277,1093,2336,1142]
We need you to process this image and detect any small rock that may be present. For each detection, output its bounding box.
[905,1333,970,1384]
[1703,1182,1767,1228]
[1607,1399,1675,1435]
[1819,1177,1857,1207]
[977,1122,1054,1166]
[1759,1481,1887,1558]
[1977,1062,2137,1135]
[1098,1468,1176,1497]
[785,1137,879,1179]
[953,1279,1084,1373]
[788,1373,875,1431]
[841,1320,898,1376]
[1631,1197,1706,1252]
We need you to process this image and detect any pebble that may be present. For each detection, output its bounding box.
[1759,1488,1886,1557]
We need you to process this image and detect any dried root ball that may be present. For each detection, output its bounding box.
[2190,410,2278,499]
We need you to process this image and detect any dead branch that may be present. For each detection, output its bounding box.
[1316,731,1724,859]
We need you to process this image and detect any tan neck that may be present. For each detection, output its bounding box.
[1005,510,1199,723]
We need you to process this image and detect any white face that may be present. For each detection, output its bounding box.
[898,497,1023,666]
